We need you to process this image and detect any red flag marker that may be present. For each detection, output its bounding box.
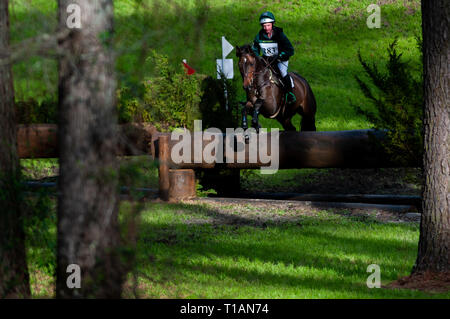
[182,59,195,75]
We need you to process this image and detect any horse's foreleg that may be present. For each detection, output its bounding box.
[252,99,263,134]
[281,118,296,131]
[300,116,316,131]
[240,101,248,130]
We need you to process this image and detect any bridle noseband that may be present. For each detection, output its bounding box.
[241,55,278,95]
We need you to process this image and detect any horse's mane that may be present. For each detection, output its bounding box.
[239,44,253,54]
[237,44,260,59]
[238,44,272,74]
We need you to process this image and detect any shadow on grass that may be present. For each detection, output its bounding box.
[130,201,432,298]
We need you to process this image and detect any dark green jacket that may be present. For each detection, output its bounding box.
[251,26,294,61]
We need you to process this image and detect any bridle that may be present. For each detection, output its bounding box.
[239,52,286,118]
[240,54,279,95]
[239,56,256,89]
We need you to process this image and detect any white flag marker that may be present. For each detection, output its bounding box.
[217,36,235,111]
[222,36,234,59]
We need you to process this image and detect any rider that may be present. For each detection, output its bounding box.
[251,11,296,104]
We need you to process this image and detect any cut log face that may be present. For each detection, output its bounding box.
[168,169,196,201]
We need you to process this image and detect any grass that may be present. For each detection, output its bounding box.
[21,158,58,180]
[26,199,450,298]
[126,202,428,298]
[9,0,423,131]
[20,156,159,188]
[240,167,423,195]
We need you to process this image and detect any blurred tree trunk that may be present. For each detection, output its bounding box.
[56,0,124,298]
[414,0,449,273]
[0,0,31,298]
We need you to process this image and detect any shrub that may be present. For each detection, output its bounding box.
[117,51,203,131]
[117,84,150,124]
[198,72,241,131]
[353,38,423,166]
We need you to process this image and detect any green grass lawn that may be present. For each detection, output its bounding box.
[27,199,450,298]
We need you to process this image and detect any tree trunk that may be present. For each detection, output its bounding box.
[0,0,31,298]
[56,0,123,298]
[414,0,450,273]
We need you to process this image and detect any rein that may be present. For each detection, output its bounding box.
[248,56,281,94]
[241,55,284,118]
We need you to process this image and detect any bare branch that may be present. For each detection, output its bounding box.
[0,29,72,66]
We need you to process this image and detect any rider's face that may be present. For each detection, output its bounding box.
[262,23,273,35]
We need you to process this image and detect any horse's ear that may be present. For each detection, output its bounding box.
[248,46,256,57]
[236,46,241,57]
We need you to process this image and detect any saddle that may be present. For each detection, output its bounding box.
[263,62,291,118]
[263,57,284,86]
[263,58,292,100]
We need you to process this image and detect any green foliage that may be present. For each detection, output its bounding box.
[198,72,241,130]
[240,169,256,179]
[116,83,150,124]
[118,156,159,199]
[196,182,217,197]
[15,97,58,124]
[117,51,202,131]
[353,39,423,166]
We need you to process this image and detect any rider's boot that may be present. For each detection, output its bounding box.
[283,75,296,104]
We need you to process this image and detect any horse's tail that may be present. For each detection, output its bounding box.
[292,72,317,131]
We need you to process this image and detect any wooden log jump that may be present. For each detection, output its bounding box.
[17,123,158,158]
[158,129,402,169]
[155,129,415,200]
[17,125,416,202]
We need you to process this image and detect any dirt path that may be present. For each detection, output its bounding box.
[184,197,421,225]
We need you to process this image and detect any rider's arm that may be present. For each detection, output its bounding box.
[278,31,294,61]
[251,35,261,56]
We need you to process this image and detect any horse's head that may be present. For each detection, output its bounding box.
[236,44,258,90]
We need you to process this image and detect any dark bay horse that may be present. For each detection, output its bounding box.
[236,44,317,132]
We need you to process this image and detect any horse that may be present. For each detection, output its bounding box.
[236,44,317,132]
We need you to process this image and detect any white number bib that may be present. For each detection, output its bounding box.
[260,42,278,56]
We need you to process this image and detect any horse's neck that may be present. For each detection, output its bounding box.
[255,58,271,83]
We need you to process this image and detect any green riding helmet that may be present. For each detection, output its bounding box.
[259,11,275,24]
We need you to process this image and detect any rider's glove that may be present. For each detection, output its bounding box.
[278,52,287,61]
